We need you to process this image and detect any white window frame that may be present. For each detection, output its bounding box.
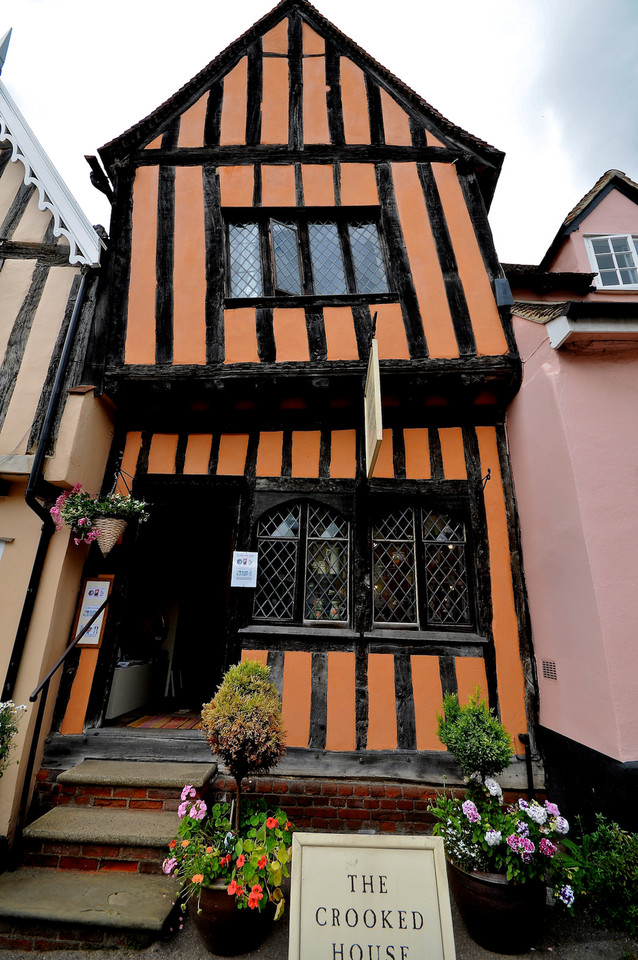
[585,234,638,290]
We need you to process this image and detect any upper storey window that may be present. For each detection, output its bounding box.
[586,235,638,289]
[227,210,389,300]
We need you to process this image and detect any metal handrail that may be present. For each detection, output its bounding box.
[29,594,111,702]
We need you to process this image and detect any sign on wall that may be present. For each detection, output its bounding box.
[230,550,259,588]
[73,575,113,647]
[289,833,456,960]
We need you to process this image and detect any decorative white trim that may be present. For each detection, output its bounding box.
[546,314,638,349]
[0,79,102,267]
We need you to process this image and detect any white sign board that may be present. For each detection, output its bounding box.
[289,833,456,960]
[365,339,383,478]
[74,578,112,646]
[230,550,258,587]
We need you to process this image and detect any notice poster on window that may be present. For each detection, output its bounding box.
[231,551,258,588]
[289,833,456,960]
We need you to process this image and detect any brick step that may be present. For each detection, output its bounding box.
[37,759,216,811]
[0,868,181,951]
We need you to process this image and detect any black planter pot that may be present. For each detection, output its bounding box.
[189,881,275,956]
[446,860,546,954]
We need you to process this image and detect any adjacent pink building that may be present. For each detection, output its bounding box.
[505,170,638,828]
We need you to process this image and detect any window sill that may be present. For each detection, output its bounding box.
[239,624,359,640]
[225,293,396,309]
[364,628,487,645]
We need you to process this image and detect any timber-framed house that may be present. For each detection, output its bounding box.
[42,0,538,808]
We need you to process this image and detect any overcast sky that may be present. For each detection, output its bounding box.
[2,0,637,264]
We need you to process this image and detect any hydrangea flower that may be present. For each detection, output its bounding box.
[516,820,530,837]
[556,884,574,908]
[462,800,480,823]
[545,801,560,817]
[484,778,503,801]
[485,829,502,847]
[526,801,548,825]
[553,816,569,834]
[540,838,557,857]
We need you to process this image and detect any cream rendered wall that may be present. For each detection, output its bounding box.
[507,316,638,762]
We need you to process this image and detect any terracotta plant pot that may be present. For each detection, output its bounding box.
[188,881,275,956]
[446,860,546,955]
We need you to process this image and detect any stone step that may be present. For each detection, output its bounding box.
[0,868,181,951]
[57,759,216,789]
[24,805,179,848]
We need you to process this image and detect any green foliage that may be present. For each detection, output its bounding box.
[50,483,148,545]
[437,689,513,781]
[201,661,286,785]
[166,795,293,918]
[564,815,638,936]
[0,701,26,779]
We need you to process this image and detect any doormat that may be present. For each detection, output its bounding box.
[127,713,202,730]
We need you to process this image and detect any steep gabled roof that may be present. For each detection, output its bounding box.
[98,0,503,201]
[0,79,102,267]
[538,169,638,271]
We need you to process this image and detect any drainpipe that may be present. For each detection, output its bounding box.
[1,270,91,702]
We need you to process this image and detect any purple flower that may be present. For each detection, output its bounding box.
[545,801,560,817]
[177,801,189,818]
[554,816,569,835]
[540,838,557,857]
[526,801,548,825]
[516,820,530,837]
[518,798,529,811]
[162,857,177,875]
[181,785,197,801]
[462,800,480,823]
[556,884,574,908]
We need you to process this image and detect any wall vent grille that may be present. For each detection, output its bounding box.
[542,659,558,681]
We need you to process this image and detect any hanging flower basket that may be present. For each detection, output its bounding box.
[50,483,148,548]
[95,518,129,557]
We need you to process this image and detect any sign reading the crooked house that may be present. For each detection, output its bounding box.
[289,834,456,960]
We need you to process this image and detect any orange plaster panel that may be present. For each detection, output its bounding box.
[371,428,394,479]
[476,426,527,745]
[380,89,412,146]
[301,164,334,205]
[177,93,208,147]
[282,651,312,748]
[456,658,488,706]
[145,134,163,150]
[256,431,284,477]
[262,166,296,207]
[403,428,431,479]
[326,652,356,750]
[323,306,358,360]
[391,163,458,358]
[374,303,410,359]
[432,163,508,356]
[217,434,249,476]
[126,167,158,364]
[410,655,444,751]
[224,308,260,364]
[60,648,99,735]
[219,166,254,206]
[302,22,325,55]
[340,58,371,144]
[366,654,397,749]
[303,57,330,144]
[262,58,290,145]
[439,427,467,479]
[220,57,248,145]
[262,19,288,54]
[116,432,143,494]
[273,308,309,360]
[241,649,269,666]
[148,434,178,474]
[329,430,357,479]
[173,167,206,364]
[340,164,378,206]
[426,130,446,148]
[184,435,213,474]
[291,431,321,477]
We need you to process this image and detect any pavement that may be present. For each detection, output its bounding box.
[0,898,636,960]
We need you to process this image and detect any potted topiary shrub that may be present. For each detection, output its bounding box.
[429,689,576,954]
[164,660,292,956]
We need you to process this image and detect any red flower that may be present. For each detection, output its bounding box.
[168,840,176,849]
[220,854,231,867]
[227,880,238,896]
[257,855,267,869]
[248,884,264,910]
[266,817,278,829]
[285,821,293,831]
[236,854,246,868]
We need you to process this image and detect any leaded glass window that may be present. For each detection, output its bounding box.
[226,212,390,298]
[253,502,349,624]
[372,505,471,629]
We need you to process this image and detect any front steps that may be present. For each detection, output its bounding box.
[0,759,216,951]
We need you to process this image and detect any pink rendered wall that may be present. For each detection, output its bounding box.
[550,191,638,303]
[507,318,638,762]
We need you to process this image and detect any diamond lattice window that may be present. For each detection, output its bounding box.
[253,502,349,624]
[228,223,263,298]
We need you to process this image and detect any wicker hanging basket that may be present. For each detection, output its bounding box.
[95,517,128,556]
